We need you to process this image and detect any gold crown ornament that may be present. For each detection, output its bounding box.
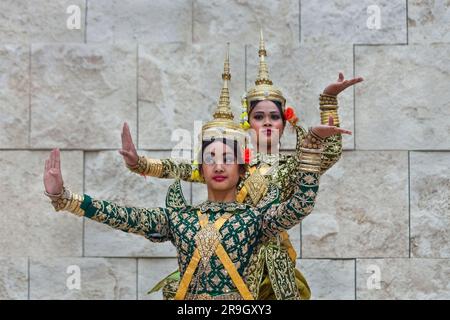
[191,44,248,180]
[240,30,287,130]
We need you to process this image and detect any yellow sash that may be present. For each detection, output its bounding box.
[236,166,256,203]
[174,211,254,300]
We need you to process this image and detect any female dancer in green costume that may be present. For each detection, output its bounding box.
[119,38,358,299]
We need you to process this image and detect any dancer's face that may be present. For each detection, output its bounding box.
[200,141,241,193]
[249,100,285,152]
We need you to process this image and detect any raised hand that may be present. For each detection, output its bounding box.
[119,122,138,167]
[44,148,64,195]
[323,72,363,96]
[311,116,352,139]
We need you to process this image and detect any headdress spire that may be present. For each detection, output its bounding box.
[213,42,234,120]
[256,29,273,85]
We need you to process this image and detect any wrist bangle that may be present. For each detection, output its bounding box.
[44,188,64,199]
[127,155,146,174]
[319,104,338,110]
[320,93,338,101]
[307,127,325,145]
[146,158,164,177]
[299,149,322,174]
[320,110,340,126]
[320,96,337,104]
[320,93,337,98]
[126,156,141,170]
[47,187,71,211]
[47,187,84,216]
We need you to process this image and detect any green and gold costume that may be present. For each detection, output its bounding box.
[49,171,320,300]
[127,37,342,300]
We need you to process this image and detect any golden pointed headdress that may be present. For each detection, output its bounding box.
[244,30,286,112]
[190,44,248,181]
[202,43,247,146]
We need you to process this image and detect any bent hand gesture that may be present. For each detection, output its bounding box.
[323,72,363,96]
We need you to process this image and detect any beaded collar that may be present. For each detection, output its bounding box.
[196,200,247,213]
[249,152,288,167]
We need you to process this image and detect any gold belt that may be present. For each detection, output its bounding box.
[185,292,242,300]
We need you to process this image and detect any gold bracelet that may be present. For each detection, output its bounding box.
[126,155,146,173]
[71,193,85,217]
[67,192,78,212]
[299,127,324,173]
[299,153,322,169]
[320,99,337,106]
[47,187,71,211]
[46,187,85,216]
[51,198,66,211]
[320,93,337,99]
[306,128,324,145]
[319,93,338,101]
[319,104,338,110]
[299,156,321,165]
[127,156,163,177]
[146,158,164,177]
[320,110,340,126]
[298,163,321,174]
[44,189,64,199]
[299,148,323,156]
[299,159,321,166]
[319,97,337,102]
[319,102,338,107]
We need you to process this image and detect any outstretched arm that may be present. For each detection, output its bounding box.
[44,149,172,242]
[119,122,201,182]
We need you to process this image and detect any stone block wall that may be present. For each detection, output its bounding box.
[0,0,449,300]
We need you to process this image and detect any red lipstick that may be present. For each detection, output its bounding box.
[212,175,227,182]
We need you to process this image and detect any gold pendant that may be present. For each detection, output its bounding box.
[244,169,268,206]
[195,223,222,268]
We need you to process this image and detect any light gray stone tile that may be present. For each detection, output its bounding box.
[30,43,137,149]
[297,259,355,300]
[357,258,450,299]
[0,151,83,257]
[408,0,450,43]
[0,0,85,43]
[410,152,450,258]
[0,45,29,148]
[87,0,191,44]
[138,42,245,150]
[0,258,28,300]
[193,0,299,45]
[355,44,450,150]
[29,257,136,299]
[301,0,407,44]
[302,151,409,258]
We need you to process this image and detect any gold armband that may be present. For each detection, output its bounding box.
[127,156,163,177]
[319,93,340,126]
[319,93,337,105]
[299,129,324,174]
[45,187,85,217]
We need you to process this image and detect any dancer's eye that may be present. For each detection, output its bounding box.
[271,114,281,120]
[203,154,215,165]
[224,155,235,164]
[253,114,263,120]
